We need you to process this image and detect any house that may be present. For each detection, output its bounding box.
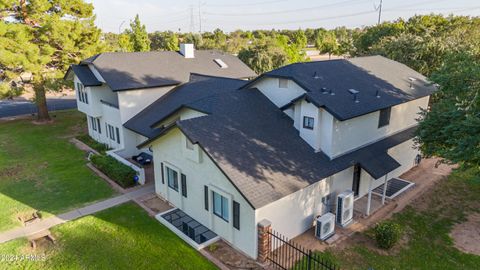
[137,56,436,259]
[64,44,256,183]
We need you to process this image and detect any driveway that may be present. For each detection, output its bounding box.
[0,96,77,118]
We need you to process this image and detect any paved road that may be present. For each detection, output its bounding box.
[0,97,77,118]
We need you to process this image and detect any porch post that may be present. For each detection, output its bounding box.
[366,178,373,216]
[382,173,388,205]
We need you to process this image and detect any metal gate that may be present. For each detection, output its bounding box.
[267,230,338,270]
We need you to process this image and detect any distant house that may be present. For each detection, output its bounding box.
[137,56,436,258]
[65,44,256,183]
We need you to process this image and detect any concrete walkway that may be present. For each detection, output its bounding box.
[0,184,155,244]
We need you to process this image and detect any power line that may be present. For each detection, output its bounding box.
[204,0,368,16]
[205,0,289,8]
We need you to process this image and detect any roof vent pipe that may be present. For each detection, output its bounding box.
[375,90,381,98]
[321,87,328,94]
[329,89,335,95]
[353,93,359,103]
[313,72,320,79]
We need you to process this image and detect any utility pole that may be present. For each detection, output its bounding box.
[377,0,383,25]
[198,1,202,33]
[190,5,195,33]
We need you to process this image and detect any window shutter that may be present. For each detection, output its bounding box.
[116,127,120,144]
[181,174,187,198]
[233,201,240,230]
[161,163,165,184]
[204,186,209,211]
[97,119,101,134]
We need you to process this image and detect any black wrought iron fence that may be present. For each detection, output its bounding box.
[267,230,338,270]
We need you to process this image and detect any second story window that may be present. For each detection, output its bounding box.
[378,107,391,128]
[303,116,314,130]
[76,82,88,104]
[278,78,289,88]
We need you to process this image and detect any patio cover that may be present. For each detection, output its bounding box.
[359,152,401,179]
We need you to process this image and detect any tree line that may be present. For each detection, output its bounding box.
[0,2,478,169]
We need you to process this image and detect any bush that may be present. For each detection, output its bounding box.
[374,221,403,249]
[76,134,110,154]
[90,155,137,188]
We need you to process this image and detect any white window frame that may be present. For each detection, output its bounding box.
[212,191,229,222]
[303,116,314,130]
[166,166,179,192]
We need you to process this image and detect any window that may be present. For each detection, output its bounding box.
[166,167,178,191]
[115,127,120,144]
[185,137,194,150]
[378,107,391,128]
[303,116,314,130]
[90,116,97,131]
[213,191,229,222]
[76,82,88,104]
[278,78,288,88]
[107,124,115,141]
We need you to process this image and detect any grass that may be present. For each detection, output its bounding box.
[330,167,480,269]
[0,111,115,231]
[0,203,217,270]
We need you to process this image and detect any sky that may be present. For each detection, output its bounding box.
[86,0,480,33]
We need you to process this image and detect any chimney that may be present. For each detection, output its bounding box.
[180,43,195,58]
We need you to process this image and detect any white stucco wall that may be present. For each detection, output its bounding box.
[252,77,306,107]
[117,86,175,124]
[297,100,321,150]
[149,128,257,258]
[330,96,429,158]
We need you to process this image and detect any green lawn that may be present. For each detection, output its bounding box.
[330,167,480,269]
[0,111,115,231]
[0,203,217,270]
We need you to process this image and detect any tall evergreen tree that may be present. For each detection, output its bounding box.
[126,14,150,52]
[0,0,107,121]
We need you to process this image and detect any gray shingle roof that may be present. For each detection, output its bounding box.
[245,55,436,121]
[173,88,415,209]
[124,74,248,138]
[81,50,256,91]
[67,65,102,86]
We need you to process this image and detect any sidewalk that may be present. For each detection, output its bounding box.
[0,184,154,244]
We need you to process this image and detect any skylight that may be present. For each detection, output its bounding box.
[214,59,228,68]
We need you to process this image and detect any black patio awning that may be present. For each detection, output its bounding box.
[359,152,401,179]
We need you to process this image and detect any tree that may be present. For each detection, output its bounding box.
[149,31,179,51]
[315,31,339,59]
[126,14,150,52]
[0,0,107,121]
[415,53,480,167]
[238,39,289,74]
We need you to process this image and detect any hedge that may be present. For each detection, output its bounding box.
[90,155,137,188]
[76,134,110,154]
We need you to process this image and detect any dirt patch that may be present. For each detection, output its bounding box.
[450,213,480,255]
[0,164,24,179]
[206,240,263,270]
[140,195,173,214]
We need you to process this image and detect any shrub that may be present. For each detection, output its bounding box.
[76,134,110,154]
[374,221,403,249]
[90,155,137,188]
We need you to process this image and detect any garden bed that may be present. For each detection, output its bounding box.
[76,134,110,154]
[90,154,138,188]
